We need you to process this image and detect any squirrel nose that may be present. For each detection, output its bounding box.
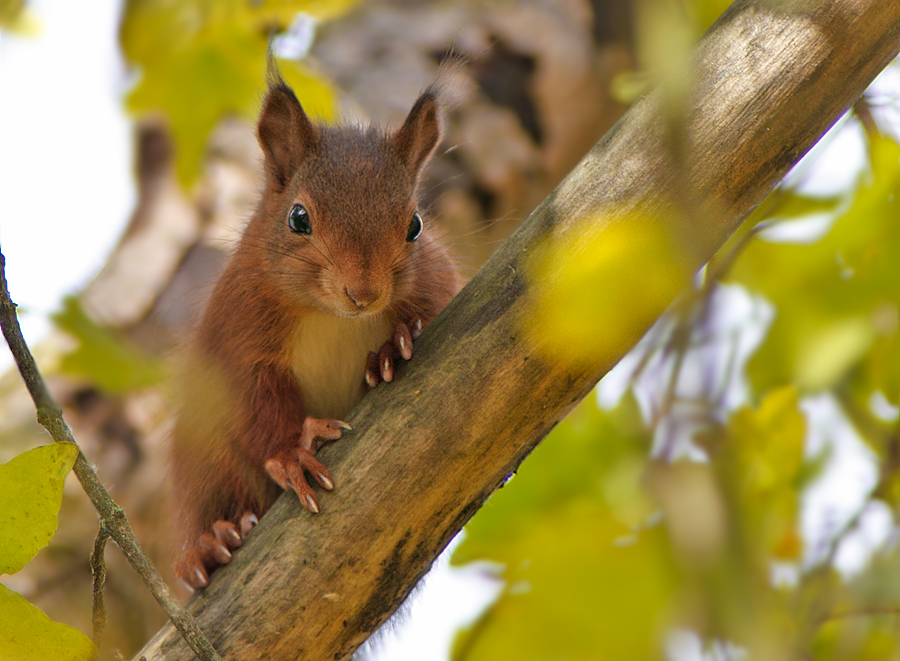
[344,285,380,310]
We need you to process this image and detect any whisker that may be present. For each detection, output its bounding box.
[301,234,337,270]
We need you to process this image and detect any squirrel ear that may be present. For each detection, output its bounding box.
[257,82,317,190]
[392,92,442,178]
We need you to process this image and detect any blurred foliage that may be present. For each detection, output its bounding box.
[0,444,95,661]
[452,395,676,660]
[119,0,353,186]
[460,124,900,657]
[457,0,900,653]
[51,296,167,394]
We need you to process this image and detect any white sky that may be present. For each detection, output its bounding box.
[0,0,134,352]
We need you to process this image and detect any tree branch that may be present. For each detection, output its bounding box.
[90,525,110,650]
[137,0,900,659]
[0,253,223,661]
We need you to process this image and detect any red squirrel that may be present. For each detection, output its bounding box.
[170,70,462,590]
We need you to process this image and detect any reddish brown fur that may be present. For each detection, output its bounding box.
[170,75,462,588]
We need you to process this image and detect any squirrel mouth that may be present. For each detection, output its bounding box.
[341,285,388,316]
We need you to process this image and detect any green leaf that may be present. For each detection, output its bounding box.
[727,137,900,396]
[718,386,807,560]
[453,507,674,661]
[452,396,674,660]
[0,584,96,661]
[0,444,78,575]
[51,296,167,394]
[452,394,652,565]
[120,0,348,186]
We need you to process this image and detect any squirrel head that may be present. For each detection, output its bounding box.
[249,75,443,318]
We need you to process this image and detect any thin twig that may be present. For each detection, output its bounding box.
[90,525,110,648]
[853,97,880,138]
[0,250,223,661]
[821,605,900,623]
[821,501,868,570]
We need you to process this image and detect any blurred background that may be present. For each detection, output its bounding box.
[0,0,898,659]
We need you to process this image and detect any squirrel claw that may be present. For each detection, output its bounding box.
[265,446,334,513]
[265,416,344,511]
[300,416,349,451]
[365,318,421,389]
[240,511,259,536]
[174,513,256,591]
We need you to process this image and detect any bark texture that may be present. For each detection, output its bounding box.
[136,0,900,659]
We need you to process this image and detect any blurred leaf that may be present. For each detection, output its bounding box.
[622,0,731,110]
[637,0,695,112]
[763,192,846,224]
[0,443,77,575]
[452,396,674,660]
[610,71,652,104]
[0,0,40,35]
[866,334,900,405]
[0,584,96,661]
[52,296,167,393]
[649,461,728,568]
[524,212,694,371]
[719,386,806,561]
[120,0,349,186]
[728,137,900,396]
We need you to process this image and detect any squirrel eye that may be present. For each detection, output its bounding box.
[406,211,423,242]
[288,203,311,235]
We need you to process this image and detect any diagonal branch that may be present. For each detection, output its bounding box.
[137,1,900,659]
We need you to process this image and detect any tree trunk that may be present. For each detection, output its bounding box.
[135,1,900,659]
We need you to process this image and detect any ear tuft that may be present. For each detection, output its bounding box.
[391,92,442,179]
[257,60,317,190]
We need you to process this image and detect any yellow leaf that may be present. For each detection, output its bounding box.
[0,585,96,661]
[0,444,78,575]
[120,0,347,186]
[719,387,806,560]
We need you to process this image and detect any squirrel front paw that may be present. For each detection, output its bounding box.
[264,417,350,513]
[365,318,422,388]
[175,512,259,591]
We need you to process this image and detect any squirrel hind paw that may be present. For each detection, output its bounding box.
[175,518,251,590]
